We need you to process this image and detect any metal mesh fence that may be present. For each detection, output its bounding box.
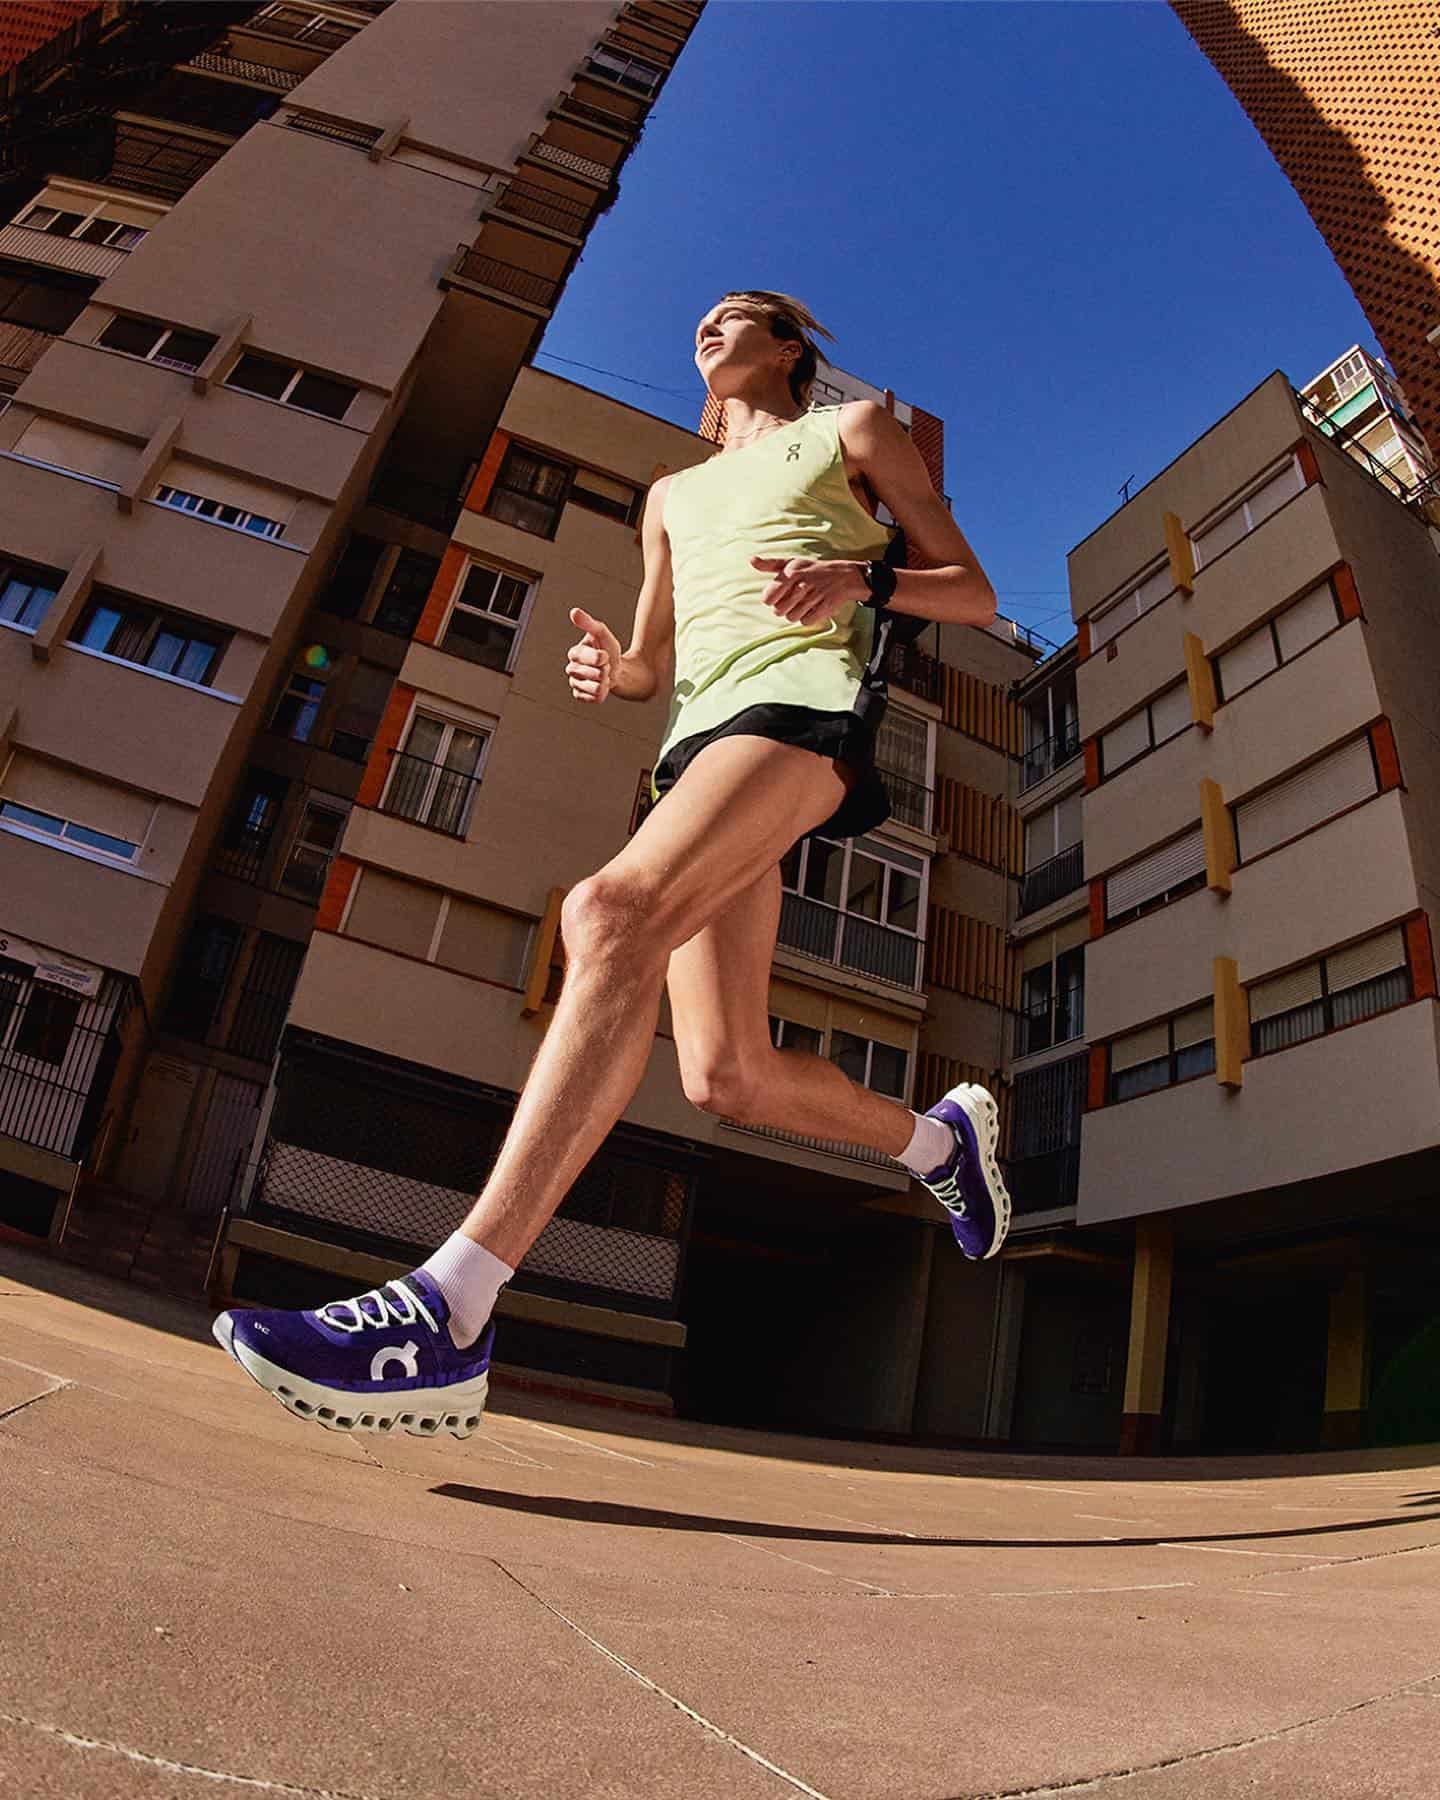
[250,1033,696,1307]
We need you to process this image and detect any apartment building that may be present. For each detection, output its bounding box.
[993,365,1440,1454]
[0,0,705,1278]
[208,359,1040,1432]
[1168,0,1440,473]
[1299,345,1436,506]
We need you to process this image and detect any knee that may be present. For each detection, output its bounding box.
[680,1052,765,1123]
[561,871,659,966]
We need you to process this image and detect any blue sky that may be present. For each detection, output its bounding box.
[535,0,1377,650]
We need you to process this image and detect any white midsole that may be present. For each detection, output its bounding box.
[212,1312,489,1426]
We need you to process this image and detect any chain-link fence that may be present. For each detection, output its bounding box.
[248,1030,699,1309]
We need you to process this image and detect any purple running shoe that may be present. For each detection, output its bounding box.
[211,1268,493,1439]
[915,1082,1011,1260]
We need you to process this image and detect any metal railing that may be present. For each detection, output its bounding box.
[883,640,941,704]
[527,139,613,184]
[215,824,273,887]
[1014,992,1085,1059]
[1006,1144,1081,1216]
[379,750,481,838]
[490,178,591,236]
[556,94,641,134]
[0,322,55,377]
[1018,842,1085,916]
[877,766,933,833]
[1020,723,1082,791]
[1295,386,1435,513]
[720,1119,893,1170]
[777,890,921,989]
[0,971,133,1164]
[185,49,301,91]
[0,224,131,281]
[448,247,560,309]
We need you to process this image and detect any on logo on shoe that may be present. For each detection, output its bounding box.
[370,1341,419,1382]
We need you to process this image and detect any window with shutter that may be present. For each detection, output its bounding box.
[1325,927,1405,993]
[1149,680,1192,746]
[1105,825,1205,918]
[1101,707,1150,775]
[1234,737,1377,862]
[1274,583,1340,661]
[1111,1020,1169,1072]
[1245,458,1303,528]
[1249,962,1323,1022]
[1217,625,1277,700]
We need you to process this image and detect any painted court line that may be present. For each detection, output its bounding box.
[508,1416,656,1467]
[494,1561,835,1800]
[1161,1543,1345,1560]
[721,1532,894,1595]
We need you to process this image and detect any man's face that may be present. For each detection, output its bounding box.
[694,300,796,395]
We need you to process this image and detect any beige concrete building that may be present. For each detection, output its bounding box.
[210,359,1039,1431]
[0,0,706,1278]
[994,365,1440,1454]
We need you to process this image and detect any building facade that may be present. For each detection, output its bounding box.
[1168,0,1440,483]
[996,362,1440,1454]
[0,0,706,1280]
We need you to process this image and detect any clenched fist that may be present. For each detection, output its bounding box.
[567,607,621,704]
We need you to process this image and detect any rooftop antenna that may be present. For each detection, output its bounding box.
[1119,475,1136,503]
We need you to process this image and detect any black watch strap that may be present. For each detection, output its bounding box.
[862,559,898,608]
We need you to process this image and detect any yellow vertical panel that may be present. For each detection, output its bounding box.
[1184,632,1217,731]
[1200,778,1236,895]
[1213,954,1248,1087]
[1165,511,1195,596]
[521,886,566,1016]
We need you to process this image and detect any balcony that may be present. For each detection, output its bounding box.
[1015,991,1085,1060]
[0,322,57,381]
[1005,1051,1086,1215]
[443,246,560,313]
[553,93,643,136]
[526,139,613,186]
[883,640,941,704]
[1006,1144,1081,1216]
[108,118,227,202]
[877,766,933,834]
[365,465,464,533]
[1017,842,1084,917]
[1020,722,1082,792]
[379,749,481,838]
[777,890,921,990]
[183,49,302,92]
[0,223,132,281]
[487,178,592,239]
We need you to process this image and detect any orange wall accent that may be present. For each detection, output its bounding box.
[1405,913,1437,1000]
[1084,739,1100,790]
[1077,618,1091,661]
[1088,878,1106,939]
[315,855,360,935]
[1296,439,1322,487]
[1334,563,1363,622]
[356,682,415,809]
[462,430,511,515]
[413,544,468,647]
[1370,717,1403,791]
[1087,1044,1108,1111]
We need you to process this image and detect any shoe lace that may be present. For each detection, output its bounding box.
[922,1135,968,1219]
[316,1278,439,1335]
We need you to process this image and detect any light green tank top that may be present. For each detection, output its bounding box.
[657,404,896,768]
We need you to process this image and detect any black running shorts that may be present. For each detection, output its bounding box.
[649,701,892,842]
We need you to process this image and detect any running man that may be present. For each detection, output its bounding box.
[213,291,1012,1439]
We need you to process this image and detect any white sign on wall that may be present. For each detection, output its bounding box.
[0,933,103,999]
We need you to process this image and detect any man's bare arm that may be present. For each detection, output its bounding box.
[566,475,676,705]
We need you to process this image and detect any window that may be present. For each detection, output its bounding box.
[270,651,335,743]
[1249,927,1410,1057]
[223,351,356,421]
[1104,824,1206,924]
[768,1014,909,1101]
[70,593,224,687]
[382,712,490,837]
[1214,579,1345,703]
[1090,561,1173,650]
[0,800,138,863]
[153,483,284,539]
[319,533,386,620]
[0,271,88,336]
[11,980,80,1065]
[370,548,439,638]
[1017,945,1084,1058]
[1025,792,1082,870]
[769,1015,822,1058]
[440,562,532,671]
[162,916,241,1043]
[1099,679,1192,778]
[15,202,147,251]
[1110,1003,1215,1101]
[569,468,642,526]
[250,4,360,48]
[486,445,571,537]
[587,44,664,93]
[279,796,348,902]
[225,932,304,1062]
[874,705,934,828]
[97,316,217,372]
[0,557,60,632]
[1191,456,1304,571]
[216,770,289,883]
[778,832,926,988]
[1233,736,1378,864]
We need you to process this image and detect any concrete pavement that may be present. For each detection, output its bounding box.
[1,1241,1438,1799]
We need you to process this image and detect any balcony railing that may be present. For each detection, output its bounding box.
[214,825,273,886]
[556,94,642,134]
[1018,842,1085,916]
[489,178,592,236]
[379,750,480,838]
[877,766,933,833]
[1006,1144,1081,1216]
[0,224,132,280]
[366,465,464,532]
[720,1119,893,1170]
[883,640,941,704]
[1020,723,1082,791]
[777,890,921,990]
[0,322,56,378]
[446,247,560,310]
[527,139,613,185]
[184,49,301,91]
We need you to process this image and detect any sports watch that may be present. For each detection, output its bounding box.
[860,559,898,608]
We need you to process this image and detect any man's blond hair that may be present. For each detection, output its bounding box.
[718,290,836,406]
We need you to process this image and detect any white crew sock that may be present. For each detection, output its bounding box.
[418,1231,514,1349]
[895,1111,956,1177]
